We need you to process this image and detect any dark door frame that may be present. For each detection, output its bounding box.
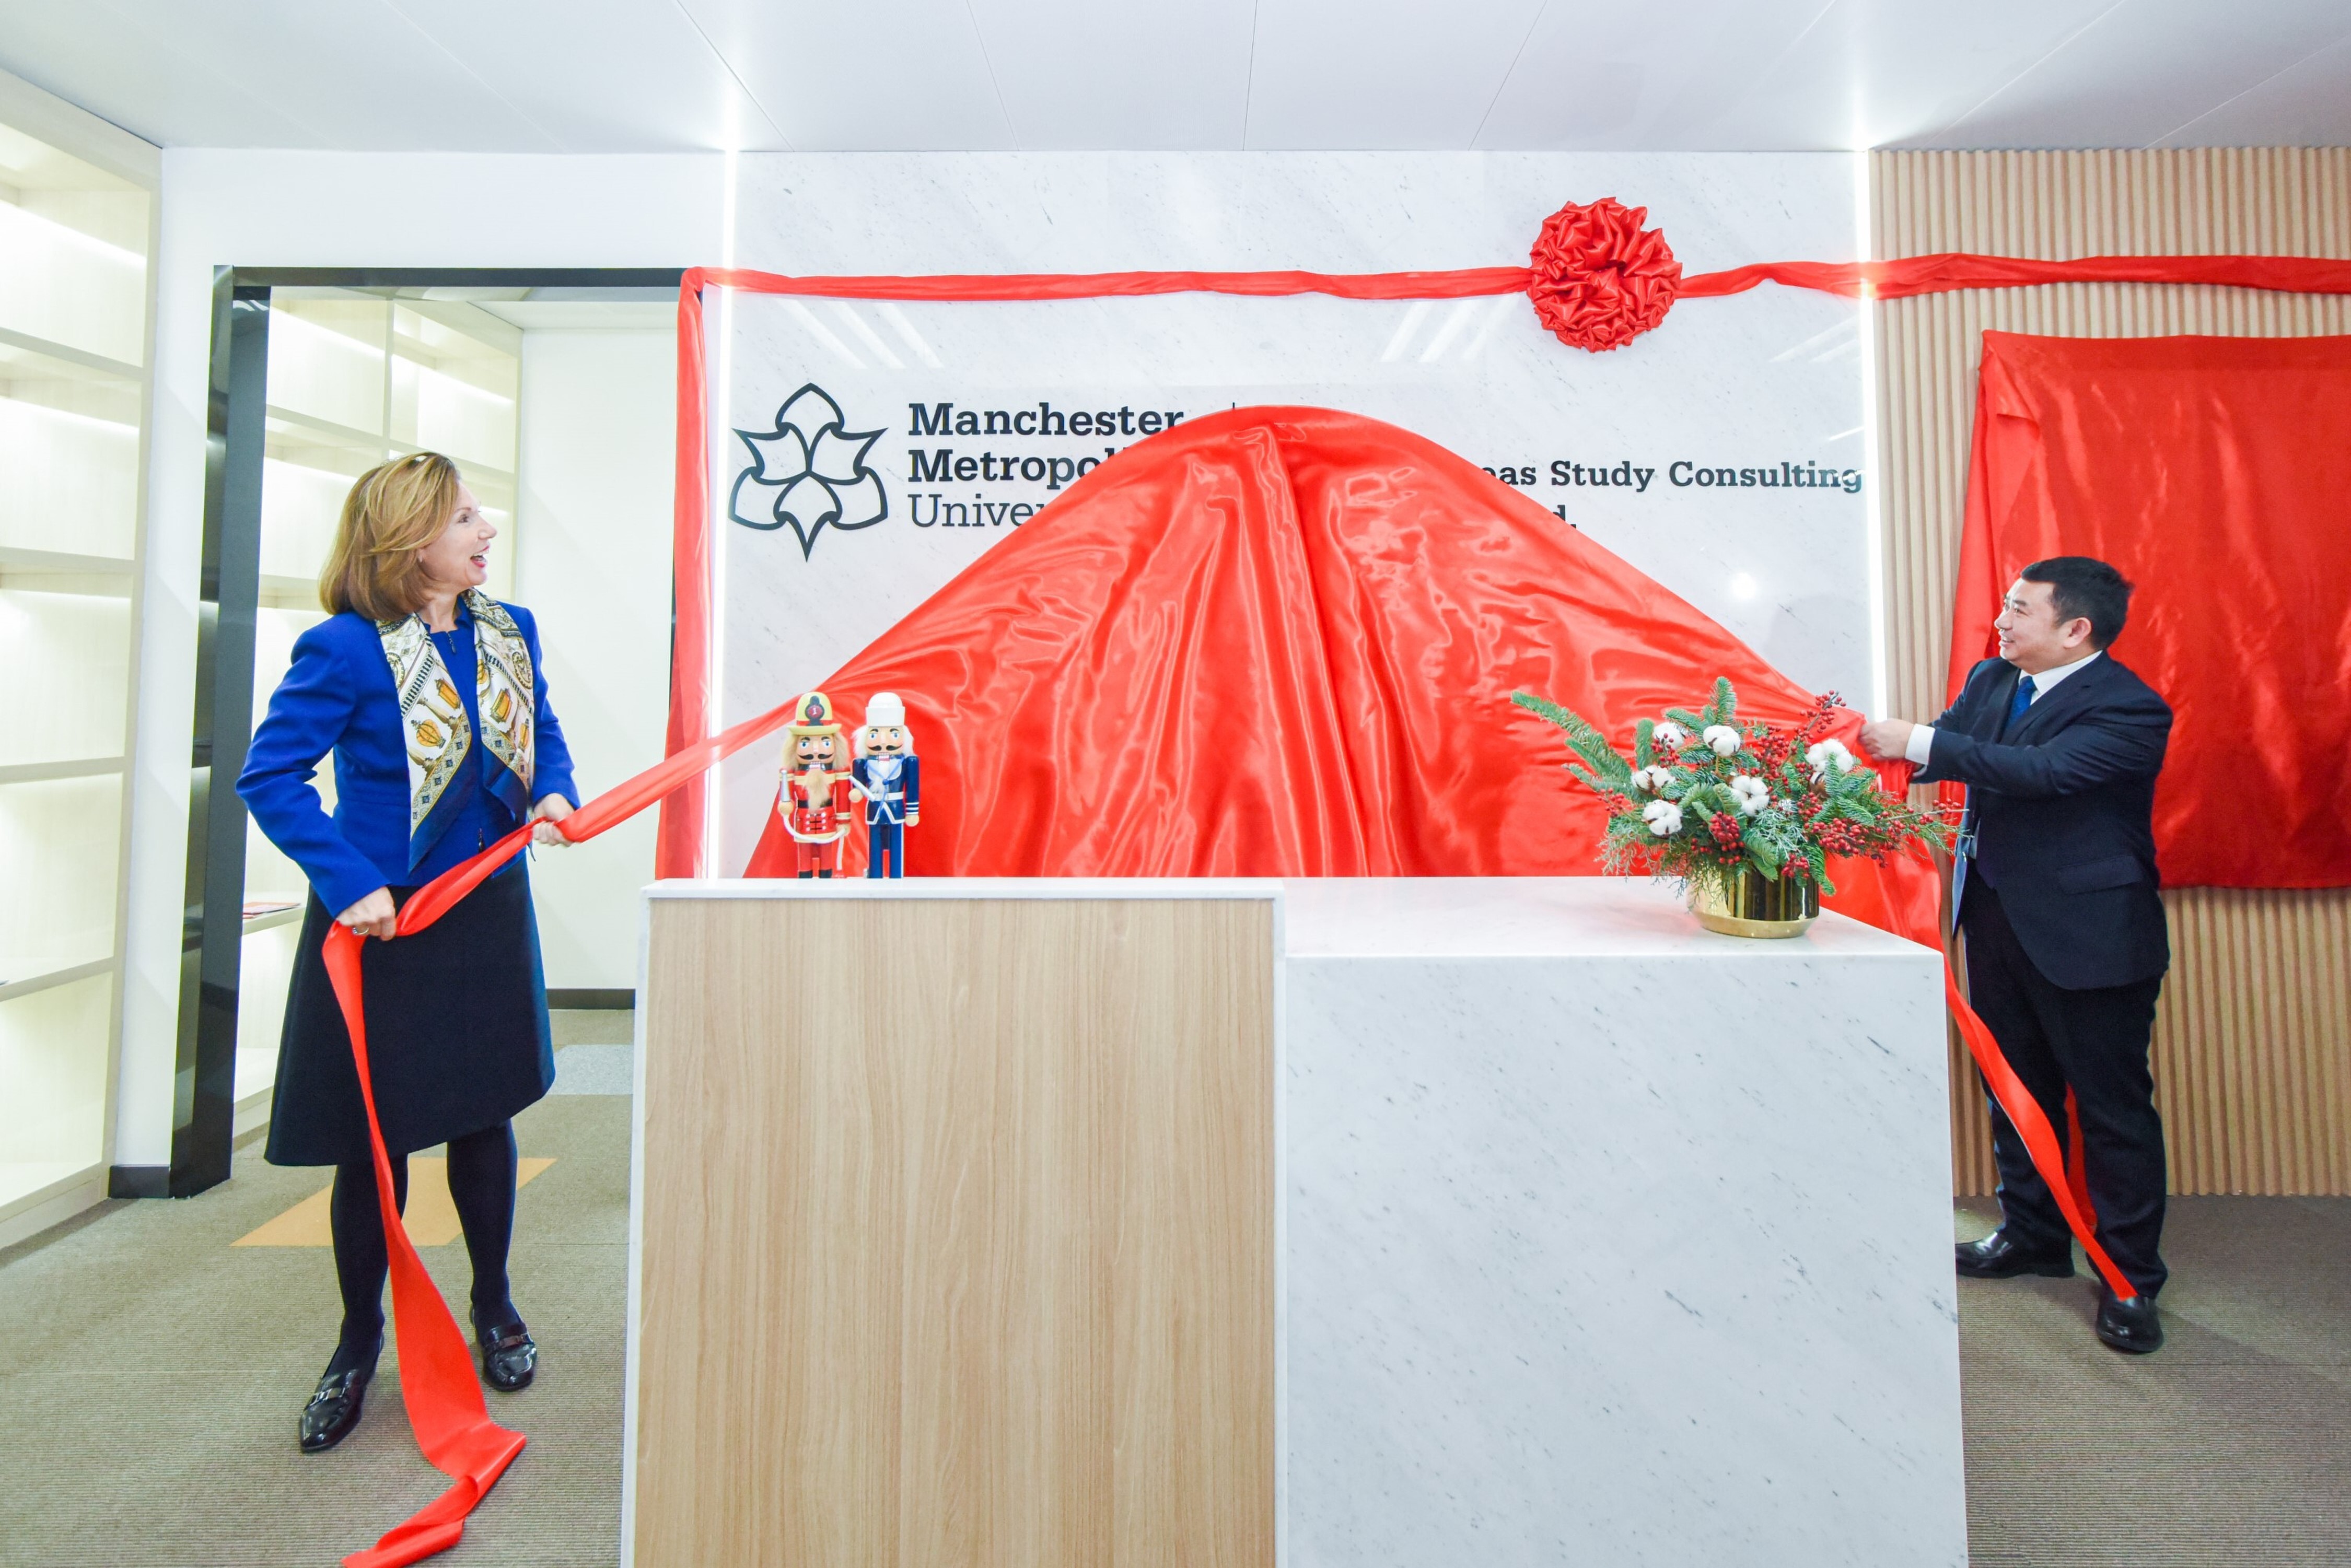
[114,266,685,1200]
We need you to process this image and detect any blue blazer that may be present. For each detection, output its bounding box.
[1917,653,2172,990]
[238,602,578,918]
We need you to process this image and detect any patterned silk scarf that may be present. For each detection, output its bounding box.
[378,589,536,860]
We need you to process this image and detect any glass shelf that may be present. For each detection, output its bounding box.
[0,968,112,1211]
[0,109,151,1225]
[0,337,143,560]
[0,588,133,765]
[0,771,123,989]
[0,121,146,369]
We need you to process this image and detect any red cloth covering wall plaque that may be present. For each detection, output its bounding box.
[1948,332,2351,890]
[741,404,1935,942]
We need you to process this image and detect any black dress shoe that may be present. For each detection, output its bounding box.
[475,1316,538,1391]
[2096,1289,2164,1354]
[1956,1230,2075,1279]
[299,1364,372,1453]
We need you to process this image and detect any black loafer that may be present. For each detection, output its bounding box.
[2096,1289,2164,1355]
[299,1365,372,1453]
[476,1317,538,1391]
[1957,1230,2075,1280]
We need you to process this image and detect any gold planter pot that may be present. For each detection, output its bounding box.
[1687,868,1821,939]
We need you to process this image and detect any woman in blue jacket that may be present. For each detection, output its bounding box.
[238,451,579,1454]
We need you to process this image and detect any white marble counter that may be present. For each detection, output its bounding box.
[1282,877,1963,1566]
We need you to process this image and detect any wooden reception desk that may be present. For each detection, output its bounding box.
[623,880,1281,1567]
[625,879,1966,1568]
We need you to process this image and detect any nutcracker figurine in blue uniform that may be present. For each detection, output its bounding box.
[851,691,920,878]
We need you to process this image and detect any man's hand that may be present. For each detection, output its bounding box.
[338,887,399,941]
[1859,719,1921,763]
[529,794,576,847]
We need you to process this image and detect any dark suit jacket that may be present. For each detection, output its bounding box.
[1917,653,2172,990]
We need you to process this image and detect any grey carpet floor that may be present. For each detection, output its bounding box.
[3,1009,2346,1565]
[1954,1196,2351,1566]
[0,1017,635,1567]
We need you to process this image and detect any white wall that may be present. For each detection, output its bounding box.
[513,328,676,991]
[120,151,723,1167]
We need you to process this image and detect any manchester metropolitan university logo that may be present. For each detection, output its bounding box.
[728,384,889,559]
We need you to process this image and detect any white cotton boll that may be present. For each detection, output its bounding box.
[1703,725,1742,757]
[1805,739,1855,775]
[1631,765,1674,791]
[1642,800,1683,836]
[1653,721,1689,749]
[1730,775,1768,815]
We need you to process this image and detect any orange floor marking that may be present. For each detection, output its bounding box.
[233,1157,556,1247]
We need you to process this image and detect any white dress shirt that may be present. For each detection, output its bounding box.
[1904,649,2101,765]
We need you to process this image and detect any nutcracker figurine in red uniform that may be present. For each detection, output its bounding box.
[777,689,854,877]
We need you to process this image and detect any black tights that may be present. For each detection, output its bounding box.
[327,1121,519,1374]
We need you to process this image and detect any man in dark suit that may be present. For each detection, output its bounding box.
[1860,556,2173,1355]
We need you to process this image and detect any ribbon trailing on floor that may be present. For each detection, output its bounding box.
[319,697,804,1568]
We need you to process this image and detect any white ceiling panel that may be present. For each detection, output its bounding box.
[1469,1,1671,150]
[2157,29,2351,148]
[974,0,1257,149]
[1623,0,2128,152]
[1243,0,1548,149]
[389,0,787,151]
[0,0,329,146]
[2,0,566,151]
[680,0,1013,150]
[1906,0,2351,148]
[0,0,2346,153]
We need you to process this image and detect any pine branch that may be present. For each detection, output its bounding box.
[1512,691,1634,789]
[1701,676,1737,729]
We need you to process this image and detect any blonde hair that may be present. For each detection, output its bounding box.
[319,451,464,621]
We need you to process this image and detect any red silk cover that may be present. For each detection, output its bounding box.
[1948,332,2351,889]
[741,406,1917,925]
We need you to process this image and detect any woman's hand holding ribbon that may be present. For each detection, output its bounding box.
[528,794,575,847]
[337,888,399,941]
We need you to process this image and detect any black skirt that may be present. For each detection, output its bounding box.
[264,861,555,1167]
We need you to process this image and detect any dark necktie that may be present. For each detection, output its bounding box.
[1955,674,2039,923]
[2003,674,2037,734]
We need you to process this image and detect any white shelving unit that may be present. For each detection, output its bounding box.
[236,289,522,1132]
[0,103,154,1234]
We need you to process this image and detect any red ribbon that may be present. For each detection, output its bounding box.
[320,695,804,1567]
[1944,966,2136,1298]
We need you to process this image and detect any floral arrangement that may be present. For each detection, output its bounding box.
[1510,678,1951,896]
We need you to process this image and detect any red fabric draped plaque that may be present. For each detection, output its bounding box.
[1949,332,2351,888]
[742,406,1911,900]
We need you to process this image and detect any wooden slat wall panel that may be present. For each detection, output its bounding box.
[1869,148,2351,1196]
